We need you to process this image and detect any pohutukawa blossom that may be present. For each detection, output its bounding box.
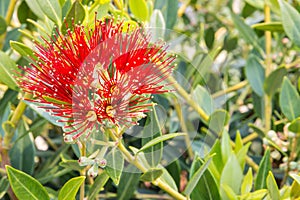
[18,17,175,142]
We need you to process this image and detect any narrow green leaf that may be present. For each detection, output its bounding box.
[254,149,271,190]
[289,118,300,134]
[0,51,20,91]
[105,148,124,185]
[58,176,85,200]
[184,157,212,196]
[129,0,148,21]
[240,189,268,199]
[149,9,166,41]
[0,177,9,199]
[252,22,284,32]
[220,154,243,198]
[266,172,280,200]
[221,131,232,164]
[158,165,178,191]
[9,125,35,175]
[6,165,49,200]
[138,133,186,153]
[236,142,251,170]
[290,174,300,198]
[245,55,265,96]
[279,0,300,47]
[0,16,7,35]
[264,67,287,97]
[192,85,214,116]
[24,0,46,20]
[10,41,35,58]
[140,168,163,182]
[234,131,243,153]
[241,168,253,194]
[61,1,85,34]
[88,172,109,199]
[36,0,62,26]
[59,159,84,172]
[279,77,300,121]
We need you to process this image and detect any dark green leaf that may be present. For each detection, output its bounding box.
[9,121,35,175]
[279,0,300,47]
[289,118,300,133]
[279,77,300,121]
[140,168,163,182]
[58,176,85,200]
[159,165,178,191]
[6,165,50,200]
[166,160,181,189]
[105,147,124,185]
[61,1,85,34]
[129,0,148,21]
[245,55,265,96]
[264,67,287,97]
[0,51,20,91]
[0,16,7,35]
[88,172,109,199]
[184,157,212,196]
[252,22,284,32]
[255,149,271,190]
[0,177,9,199]
[117,165,141,200]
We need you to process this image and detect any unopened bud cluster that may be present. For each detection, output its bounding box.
[78,156,107,178]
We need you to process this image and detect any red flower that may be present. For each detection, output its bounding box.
[18,18,175,142]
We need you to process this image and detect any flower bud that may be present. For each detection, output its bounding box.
[95,158,107,168]
[78,157,94,166]
[87,164,98,178]
[63,135,76,144]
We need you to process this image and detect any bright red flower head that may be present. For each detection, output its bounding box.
[18,18,175,142]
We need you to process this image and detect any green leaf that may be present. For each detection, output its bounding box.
[241,168,253,194]
[36,0,62,26]
[154,0,178,29]
[208,110,230,137]
[252,22,284,32]
[142,106,163,167]
[0,177,9,199]
[129,0,148,21]
[88,172,109,199]
[58,176,85,200]
[0,51,20,91]
[289,118,300,133]
[240,189,268,199]
[9,124,35,175]
[190,157,220,200]
[264,67,287,97]
[234,131,243,153]
[61,1,85,34]
[149,9,166,41]
[0,0,9,17]
[290,174,300,198]
[184,157,212,196]
[266,172,280,200]
[24,0,46,20]
[138,133,186,153]
[245,55,265,96]
[279,77,300,121]
[221,131,232,164]
[6,165,50,200]
[221,184,238,200]
[117,165,141,200]
[192,85,214,116]
[140,168,163,182]
[166,160,181,189]
[105,147,124,185]
[0,16,7,35]
[158,165,178,191]
[59,159,84,172]
[279,0,300,47]
[220,154,243,199]
[236,142,251,170]
[254,149,271,190]
[10,41,35,58]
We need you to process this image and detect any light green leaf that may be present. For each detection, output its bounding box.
[158,165,178,191]
[289,118,300,134]
[10,41,35,58]
[6,165,49,200]
[105,147,124,185]
[279,77,300,121]
[234,131,243,153]
[88,172,109,199]
[266,171,280,200]
[129,0,148,21]
[236,142,251,170]
[149,9,166,42]
[138,133,186,153]
[24,0,45,20]
[36,0,62,26]
[117,165,141,200]
[58,176,85,200]
[264,67,287,97]
[192,85,214,116]
[241,168,253,195]
[245,55,265,96]
[0,51,20,91]
[140,168,163,182]
[290,174,300,198]
[252,22,284,32]
[154,0,178,29]
[61,1,85,34]
[184,157,212,196]
[221,184,238,200]
[279,0,300,47]
[208,110,230,137]
[221,131,232,164]
[254,149,271,190]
